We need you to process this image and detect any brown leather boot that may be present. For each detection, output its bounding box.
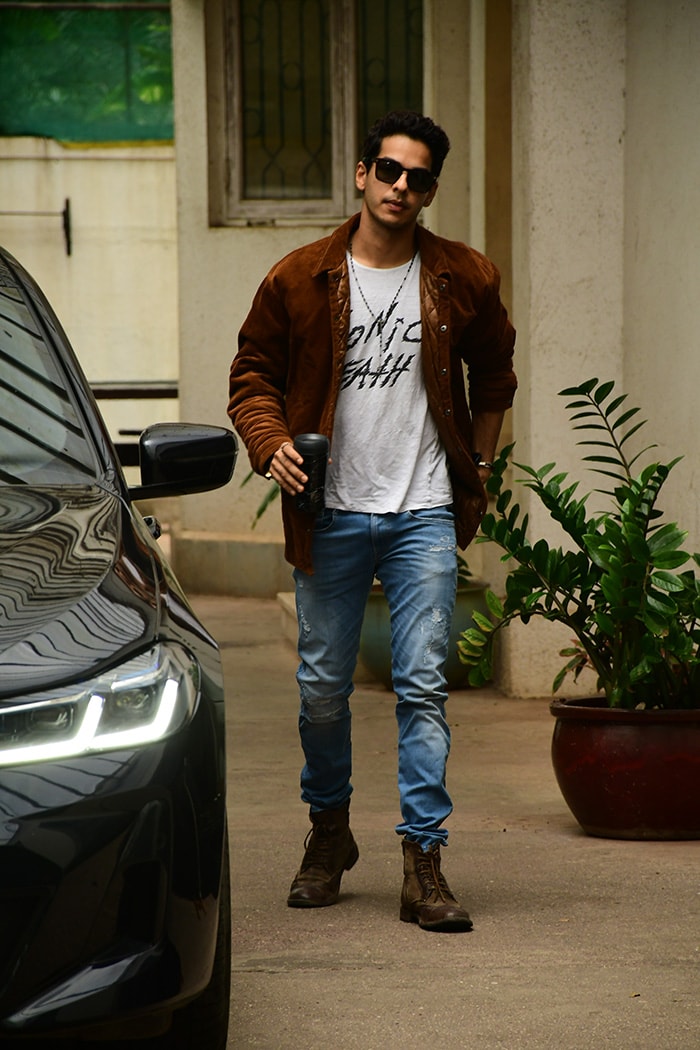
[400,839,473,932]
[287,802,359,908]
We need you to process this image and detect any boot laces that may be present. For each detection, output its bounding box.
[416,849,454,903]
[300,825,337,873]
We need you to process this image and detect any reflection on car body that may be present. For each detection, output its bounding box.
[0,246,236,1048]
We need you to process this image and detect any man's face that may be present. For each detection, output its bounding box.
[356,134,438,231]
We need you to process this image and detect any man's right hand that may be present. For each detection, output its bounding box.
[265,441,307,495]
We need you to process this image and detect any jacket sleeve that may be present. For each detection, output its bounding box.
[228,269,293,475]
[461,255,517,413]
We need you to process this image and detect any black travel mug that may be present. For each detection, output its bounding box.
[293,433,329,514]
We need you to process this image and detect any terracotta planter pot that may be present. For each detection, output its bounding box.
[550,697,700,840]
[359,581,489,690]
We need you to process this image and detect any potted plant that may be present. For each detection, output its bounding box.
[457,378,700,840]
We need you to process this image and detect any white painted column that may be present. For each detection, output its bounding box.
[624,2,700,549]
[502,0,626,697]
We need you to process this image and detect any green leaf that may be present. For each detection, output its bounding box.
[552,652,588,693]
[552,667,568,693]
[251,483,280,526]
[560,377,598,397]
[594,380,615,404]
[582,454,628,466]
[610,406,639,429]
[506,503,523,530]
[495,489,512,514]
[645,590,677,614]
[468,665,490,688]
[647,522,688,554]
[570,413,603,424]
[593,611,616,636]
[649,570,685,593]
[458,627,487,647]
[531,538,550,574]
[618,420,648,447]
[604,394,628,417]
[472,610,495,632]
[651,551,690,570]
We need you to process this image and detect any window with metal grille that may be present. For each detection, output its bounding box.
[0,0,173,143]
[207,0,423,223]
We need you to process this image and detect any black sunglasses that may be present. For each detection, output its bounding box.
[369,156,437,194]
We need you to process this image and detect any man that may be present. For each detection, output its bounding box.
[228,110,516,932]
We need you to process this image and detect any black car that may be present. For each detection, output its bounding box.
[0,246,236,1048]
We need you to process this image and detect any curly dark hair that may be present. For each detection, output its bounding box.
[360,110,451,177]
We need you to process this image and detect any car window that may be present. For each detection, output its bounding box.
[0,268,99,485]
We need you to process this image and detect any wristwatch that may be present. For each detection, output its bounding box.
[472,451,494,470]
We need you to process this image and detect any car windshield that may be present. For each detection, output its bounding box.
[0,272,99,485]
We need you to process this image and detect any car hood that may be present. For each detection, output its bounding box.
[0,485,159,697]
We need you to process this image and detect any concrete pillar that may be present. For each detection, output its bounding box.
[624,2,700,546]
[501,0,626,697]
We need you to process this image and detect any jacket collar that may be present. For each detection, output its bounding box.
[311,213,450,278]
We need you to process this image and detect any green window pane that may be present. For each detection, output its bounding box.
[0,4,173,143]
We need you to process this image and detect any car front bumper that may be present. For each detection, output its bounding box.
[0,693,227,1039]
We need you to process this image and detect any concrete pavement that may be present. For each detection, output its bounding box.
[191,596,700,1050]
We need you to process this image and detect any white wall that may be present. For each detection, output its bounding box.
[511,0,626,489]
[504,0,627,697]
[624,1,700,549]
[0,138,179,445]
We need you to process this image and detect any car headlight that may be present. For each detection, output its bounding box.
[0,643,199,766]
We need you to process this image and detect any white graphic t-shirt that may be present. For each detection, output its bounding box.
[324,253,452,513]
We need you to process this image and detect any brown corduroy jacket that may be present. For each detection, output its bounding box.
[228,213,517,574]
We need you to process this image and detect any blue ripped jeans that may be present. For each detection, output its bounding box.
[293,507,457,849]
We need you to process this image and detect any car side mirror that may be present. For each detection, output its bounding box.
[129,423,237,500]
